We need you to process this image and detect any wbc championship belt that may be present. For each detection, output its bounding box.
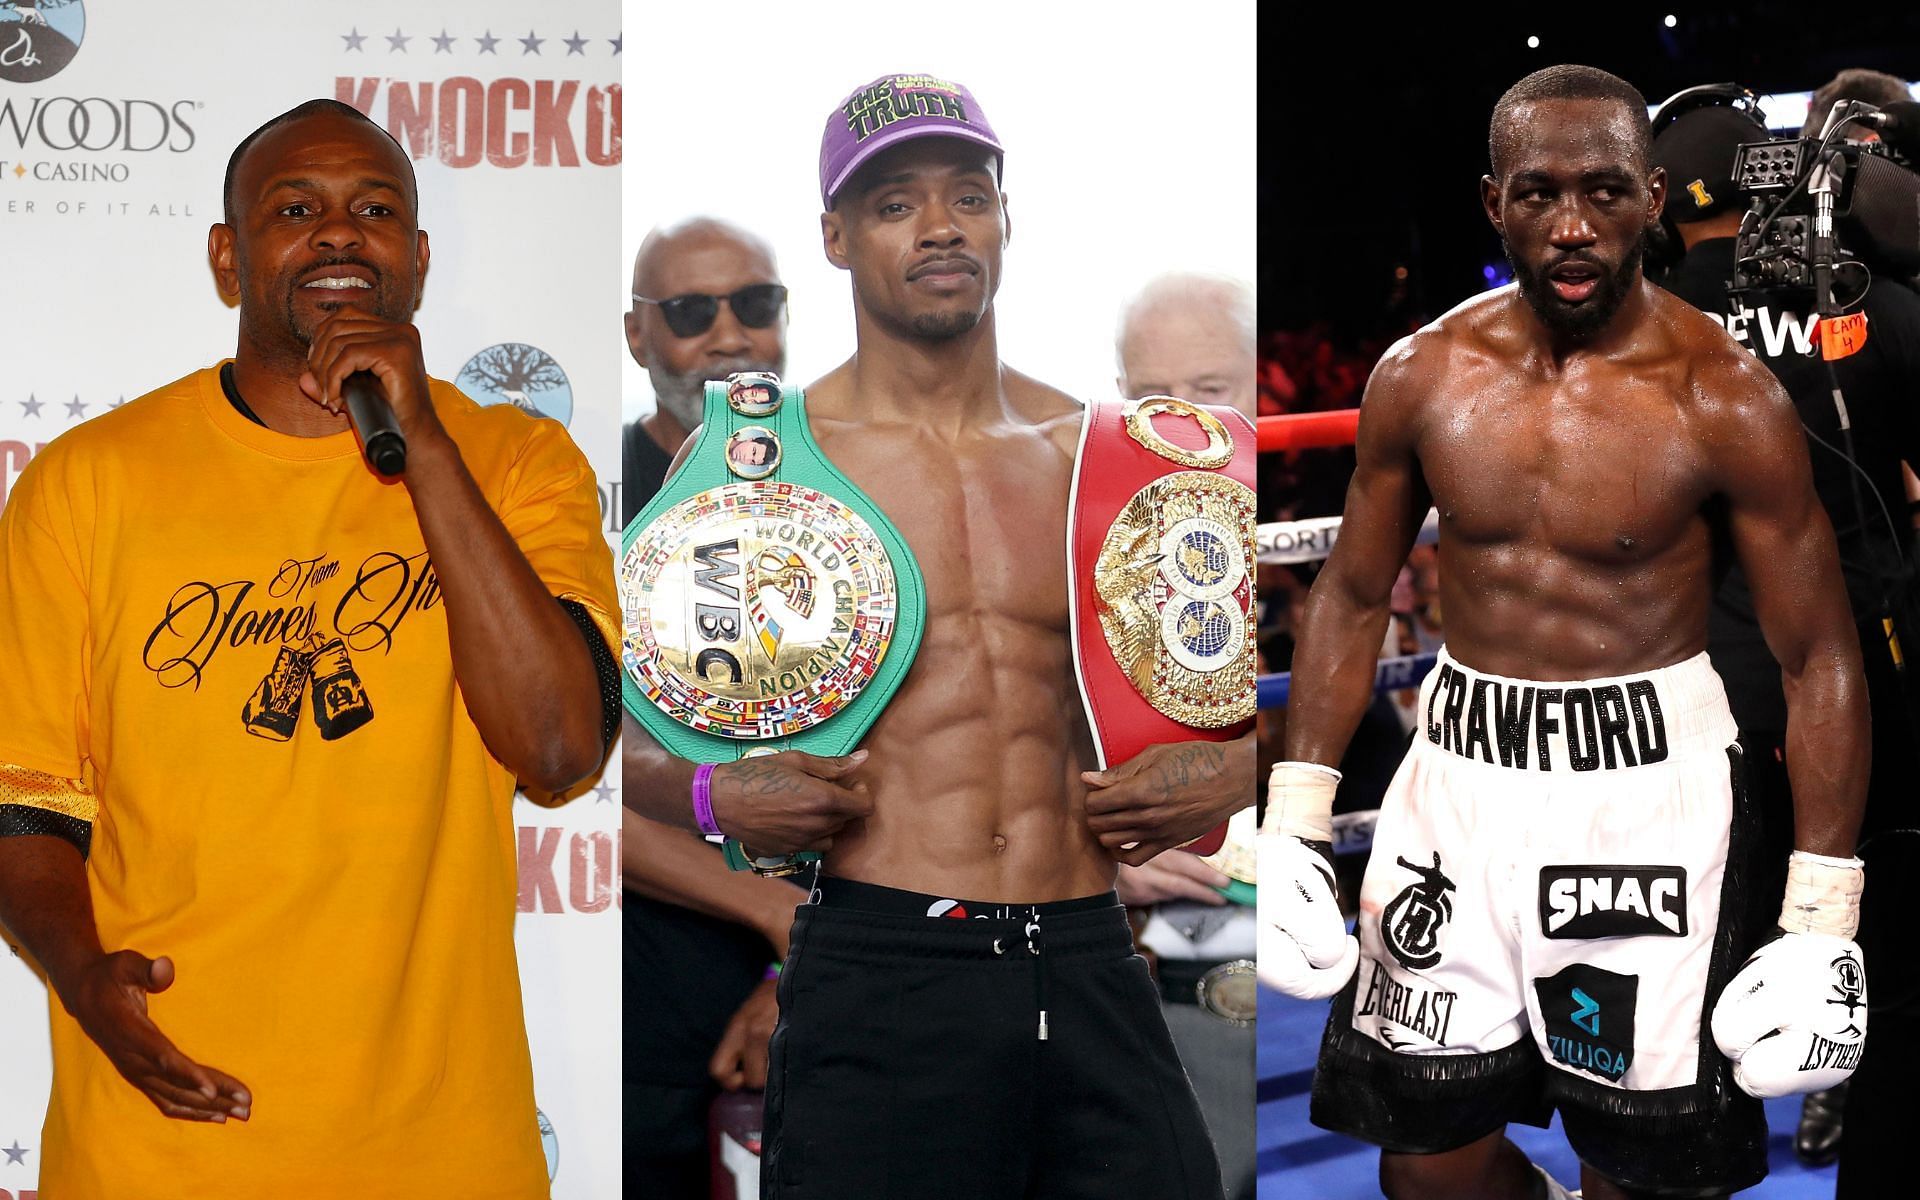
[1069,396,1257,858]
[622,372,926,874]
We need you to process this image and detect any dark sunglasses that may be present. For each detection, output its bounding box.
[631,284,789,338]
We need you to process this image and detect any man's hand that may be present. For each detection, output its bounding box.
[709,750,874,856]
[1258,761,1359,999]
[1082,737,1251,867]
[1713,931,1866,1098]
[1712,853,1869,1098]
[709,977,780,1091]
[298,310,441,443]
[1115,853,1231,907]
[63,951,251,1123]
[1257,833,1359,999]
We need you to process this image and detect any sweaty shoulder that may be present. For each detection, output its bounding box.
[1660,288,1794,429]
[1353,292,1504,431]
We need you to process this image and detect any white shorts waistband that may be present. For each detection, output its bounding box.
[1415,646,1738,773]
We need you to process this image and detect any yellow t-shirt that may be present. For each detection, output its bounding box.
[0,365,617,1198]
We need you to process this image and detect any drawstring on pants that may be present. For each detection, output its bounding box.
[1027,909,1048,1041]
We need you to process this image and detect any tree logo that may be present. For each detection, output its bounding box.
[0,0,83,83]
[456,343,572,426]
[536,1108,559,1182]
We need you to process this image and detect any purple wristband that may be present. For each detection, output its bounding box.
[692,763,723,838]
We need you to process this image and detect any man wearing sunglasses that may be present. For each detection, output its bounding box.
[625,73,1248,1198]
[619,216,805,1196]
[621,218,788,526]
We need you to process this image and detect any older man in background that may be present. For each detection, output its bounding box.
[1117,272,1258,422]
[1114,270,1260,1200]
[620,218,800,1198]
[622,217,788,522]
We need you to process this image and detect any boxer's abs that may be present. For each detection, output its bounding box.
[811,397,1110,900]
[1419,377,1720,681]
[823,609,1116,901]
[1436,534,1716,680]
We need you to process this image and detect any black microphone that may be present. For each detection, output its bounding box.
[342,370,406,476]
[1860,102,1920,158]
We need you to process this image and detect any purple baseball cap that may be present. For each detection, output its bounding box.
[819,73,1004,209]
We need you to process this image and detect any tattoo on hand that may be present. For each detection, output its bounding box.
[1150,743,1226,804]
[725,763,805,796]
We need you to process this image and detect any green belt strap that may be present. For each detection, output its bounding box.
[621,379,926,868]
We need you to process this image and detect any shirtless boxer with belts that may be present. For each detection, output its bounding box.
[623,75,1249,1197]
[1261,66,1871,1199]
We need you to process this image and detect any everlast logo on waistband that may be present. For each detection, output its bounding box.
[1540,866,1687,939]
[1424,662,1668,771]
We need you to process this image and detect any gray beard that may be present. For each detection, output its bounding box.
[649,354,784,430]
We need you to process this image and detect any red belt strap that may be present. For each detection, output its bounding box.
[1069,396,1257,857]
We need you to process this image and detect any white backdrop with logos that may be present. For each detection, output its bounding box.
[620,0,1259,424]
[0,2,621,1196]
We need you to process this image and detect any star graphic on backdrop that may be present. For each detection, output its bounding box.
[109,395,126,409]
[519,30,544,54]
[10,163,22,179]
[591,782,615,805]
[431,28,455,53]
[608,34,622,54]
[2,1141,25,1165]
[386,28,409,52]
[475,30,500,54]
[20,395,42,418]
[341,27,366,52]
[563,31,588,55]
[65,395,87,419]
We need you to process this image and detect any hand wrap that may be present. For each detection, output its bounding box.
[1710,851,1867,1098]
[1257,762,1359,999]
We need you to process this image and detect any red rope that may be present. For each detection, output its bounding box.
[1257,408,1360,452]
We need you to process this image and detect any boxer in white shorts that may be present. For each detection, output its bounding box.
[1261,65,1872,1200]
[1319,650,1780,1192]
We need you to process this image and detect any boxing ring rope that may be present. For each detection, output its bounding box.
[1255,503,1442,707]
[1255,407,1439,568]
[1258,650,1438,711]
[1257,406,1430,856]
[1258,511,1439,566]
[1257,408,1360,452]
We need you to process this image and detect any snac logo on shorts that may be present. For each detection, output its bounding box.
[1539,866,1688,940]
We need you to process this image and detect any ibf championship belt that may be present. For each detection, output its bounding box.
[622,372,925,874]
[1069,395,1256,858]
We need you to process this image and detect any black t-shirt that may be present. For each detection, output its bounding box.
[622,419,676,527]
[1660,238,1920,731]
[621,414,791,1092]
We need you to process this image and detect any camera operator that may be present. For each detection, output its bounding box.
[1803,69,1914,139]
[1652,88,1920,1198]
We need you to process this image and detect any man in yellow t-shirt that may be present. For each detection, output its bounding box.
[0,99,618,1197]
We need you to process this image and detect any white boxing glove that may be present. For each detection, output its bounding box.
[1710,851,1868,1099]
[1257,762,1360,999]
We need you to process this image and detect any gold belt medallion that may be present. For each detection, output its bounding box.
[1196,960,1258,1025]
[623,482,897,738]
[1093,472,1256,728]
